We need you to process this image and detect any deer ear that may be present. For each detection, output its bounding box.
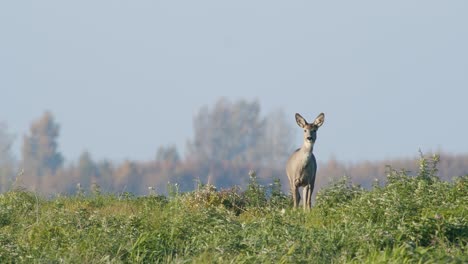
[313,113,325,127]
[295,113,307,128]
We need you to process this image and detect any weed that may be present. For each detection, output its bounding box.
[0,153,466,263]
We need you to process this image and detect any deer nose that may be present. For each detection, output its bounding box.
[307,136,313,141]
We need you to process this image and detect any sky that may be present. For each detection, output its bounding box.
[1,1,467,164]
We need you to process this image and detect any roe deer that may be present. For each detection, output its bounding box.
[286,112,325,209]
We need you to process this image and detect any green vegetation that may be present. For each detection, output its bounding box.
[1,156,467,263]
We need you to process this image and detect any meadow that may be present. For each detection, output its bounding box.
[0,155,466,263]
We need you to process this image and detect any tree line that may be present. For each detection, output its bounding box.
[1,98,467,195]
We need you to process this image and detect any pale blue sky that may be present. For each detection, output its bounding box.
[1,1,467,163]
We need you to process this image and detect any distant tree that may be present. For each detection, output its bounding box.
[77,151,98,189]
[155,145,180,163]
[21,111,63,177]
[114,160,143,194]
[95,160,114,192]
[0,122,15,192]
[187,98,264,163]
[183,98,298,190]
[256,109,295,166]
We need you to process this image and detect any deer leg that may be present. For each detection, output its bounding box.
[309,186,312,209]
[292,186,301,208]
[292,186,297,208]
[296,188,301,208]
[303,185,310,210]
[306,181,315,209]
[310,181,315,208]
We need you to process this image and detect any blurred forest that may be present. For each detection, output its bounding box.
[1,98,468,196]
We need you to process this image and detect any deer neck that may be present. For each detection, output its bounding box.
[300,141,314,163]
[302,140,314,153]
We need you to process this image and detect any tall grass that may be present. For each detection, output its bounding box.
[0,154,466,263]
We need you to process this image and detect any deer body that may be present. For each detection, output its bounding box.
[286,113,324,209]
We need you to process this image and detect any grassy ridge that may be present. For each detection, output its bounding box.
[0,157,467,263]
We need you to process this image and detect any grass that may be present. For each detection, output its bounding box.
[0,155,467,263]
